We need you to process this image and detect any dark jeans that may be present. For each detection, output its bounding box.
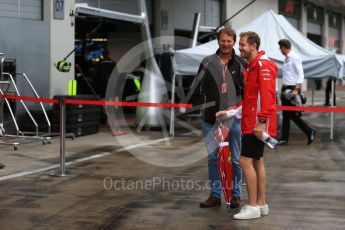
[202,119,242,199]
[281,86,313,141]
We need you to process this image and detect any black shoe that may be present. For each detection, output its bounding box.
[200,195,221,208]
[277,140,288,146]
[0,163,5,169]
[230,197,241,208]
[307,129,317,145]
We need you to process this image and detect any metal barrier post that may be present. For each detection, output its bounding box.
[330,80,335,141]
[311,88,314,106]
[50,97,70,177]
[0,53,4,81]
[169,72,176,137]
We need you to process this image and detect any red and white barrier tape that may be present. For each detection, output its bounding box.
[2,94,345,112]
[0,94,192,108]
[0,94,58,104]
[276,105,345,113]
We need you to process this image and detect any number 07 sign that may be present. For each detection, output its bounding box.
[54,0,64,20]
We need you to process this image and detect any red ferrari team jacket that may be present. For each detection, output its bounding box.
[242,50,277,137]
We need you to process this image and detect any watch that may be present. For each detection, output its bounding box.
[259,119,267,124]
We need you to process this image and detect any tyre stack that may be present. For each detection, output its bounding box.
[52,95,101,137]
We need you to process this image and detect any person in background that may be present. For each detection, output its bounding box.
[324,78,336,106]
[277,39,316,146]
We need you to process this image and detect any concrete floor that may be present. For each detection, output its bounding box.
[0,89,345,229]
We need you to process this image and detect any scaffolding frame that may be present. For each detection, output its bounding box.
[0,54,51,150]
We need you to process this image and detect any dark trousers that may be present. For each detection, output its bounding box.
[281,86,312,141]
[325,79,336,106]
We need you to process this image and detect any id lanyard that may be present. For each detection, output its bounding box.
[221,63,228,94]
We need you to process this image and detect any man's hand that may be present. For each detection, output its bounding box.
[291,84,301,98]
[215,110,228,121]
[290,89,298,98]
[254,122,266,139]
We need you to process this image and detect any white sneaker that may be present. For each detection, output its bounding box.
[233,205,261,220]
[259,204,269,216]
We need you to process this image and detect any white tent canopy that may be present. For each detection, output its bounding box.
[174,10,344,79]
[336,54,345,77]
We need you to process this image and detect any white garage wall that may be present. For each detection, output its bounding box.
[48,0,75,97]
[174,0,221,31]
[225,0,278,30]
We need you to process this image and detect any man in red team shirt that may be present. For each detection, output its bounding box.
[233,31,277,219]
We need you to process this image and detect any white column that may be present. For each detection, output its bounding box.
[322,9,329,91]
[154,0,175,37]
[300,0,307,35]
[341,15,345,54]
[323,9,329,50]
[153,0,175,49]
[301,0,308,91]
[46,0,75,98]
